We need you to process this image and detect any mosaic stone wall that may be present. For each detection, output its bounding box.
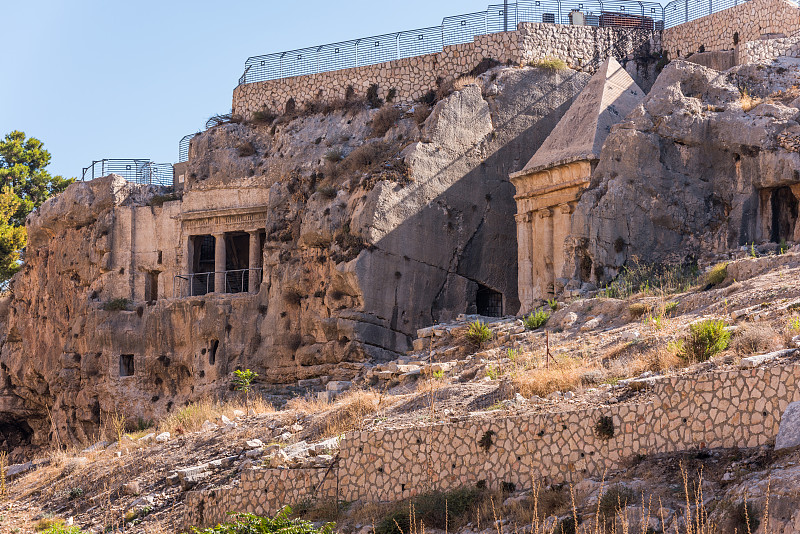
[231,24,659,118]
[185,361,800,528]
[661,0,800,59]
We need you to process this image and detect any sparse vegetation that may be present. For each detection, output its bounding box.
[594,415,615,440]
[102,298,131,311]
[547,298,559,311]
[287,389,383,439]
[232,369,258,413]
[191,507,334,534]
[316,185,338,199]
[366,83,383,108]
[733,322,780,355]
[739,85,763,112]
[149,193,179,207]
[412,103,432,125]
[453,75,478,91]
[237,141,256,157]
[681,319,730,361]
[323,147,344,163]
[252,109,278,124]
[600,257,700,299]
[371,106,403,138]
[704,262,728,287]
[466,319,492,345]
[523,310,550,330]
[529,56,568,71]
[157,396,274,435]
[598,485,634,518]
[376,487,484,534]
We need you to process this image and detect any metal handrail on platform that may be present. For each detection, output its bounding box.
[173,268,263,298]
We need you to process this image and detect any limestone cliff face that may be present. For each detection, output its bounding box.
[568,59,800,286]
[0,66,588,451]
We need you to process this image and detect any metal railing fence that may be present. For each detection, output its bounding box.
[173,268,263,298]
[81,159,173,187]
[663,0,797,29]
[238,0,800,86]
[178,134,196,163]
[237,0,667,86]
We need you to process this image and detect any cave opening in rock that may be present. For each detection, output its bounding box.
[145,271,159,302]
[209,339,219,365]
[119,354,135,377]
[476,284,503,317]
[0,419,33,452]
[770,186,798,244]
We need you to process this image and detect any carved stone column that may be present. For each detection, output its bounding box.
[248,231,261,293]
[515,212,535,314]
[214,233,226,293]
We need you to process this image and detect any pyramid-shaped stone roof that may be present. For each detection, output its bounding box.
[511,57,644,178]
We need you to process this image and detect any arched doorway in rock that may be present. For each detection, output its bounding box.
[476,284,503,317]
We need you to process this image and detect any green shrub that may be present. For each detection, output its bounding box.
[370,106,403,138]
[237,141,256,157]
[103,298,131,311]
[316,185,337,199]
[366,83,383,108]
[466,319,492,345]
[376,488,483,534]
[598,485,635,518]
[252,109,278,124]
[149,193,178,207]
[547,298,559,311]
[191,507,333,534]
[682,319,730,361]
[529,56,568,71]
[594,415,615,440]
[600,257,700,299]
[523,310,549,330]
[628,302,649,318]
[323,148,343,163]
[40,524,84,534]
[703,262,728,287]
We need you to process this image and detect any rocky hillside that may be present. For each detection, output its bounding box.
[569,58,800,287]
[4,252,800,533]
[0,65,590,450]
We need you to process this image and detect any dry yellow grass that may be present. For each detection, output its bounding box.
[453,75,479,91]
[288,389,385,439]
[733,322,781,356]
[740,93,762,112]
[157,396,274,435]
[512,355,592,397]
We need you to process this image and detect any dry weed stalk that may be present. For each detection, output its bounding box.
[0,450,7,499]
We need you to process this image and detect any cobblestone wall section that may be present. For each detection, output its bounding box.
[232,25,658,118]
[662,0,800,59]
[518,23,661,67]
[740,30,800,62]
[186,361,800,528]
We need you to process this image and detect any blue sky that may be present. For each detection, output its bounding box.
[1,0,667,179]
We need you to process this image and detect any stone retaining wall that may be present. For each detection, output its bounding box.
[186,360,800,528]
[740,30,800,62]
[231,24,659,118]
[662,0,800,59]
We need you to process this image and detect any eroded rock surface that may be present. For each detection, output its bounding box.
[568,58,800,285]
[0,65,589,451]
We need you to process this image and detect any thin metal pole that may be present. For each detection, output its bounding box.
[504,0,508,31]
